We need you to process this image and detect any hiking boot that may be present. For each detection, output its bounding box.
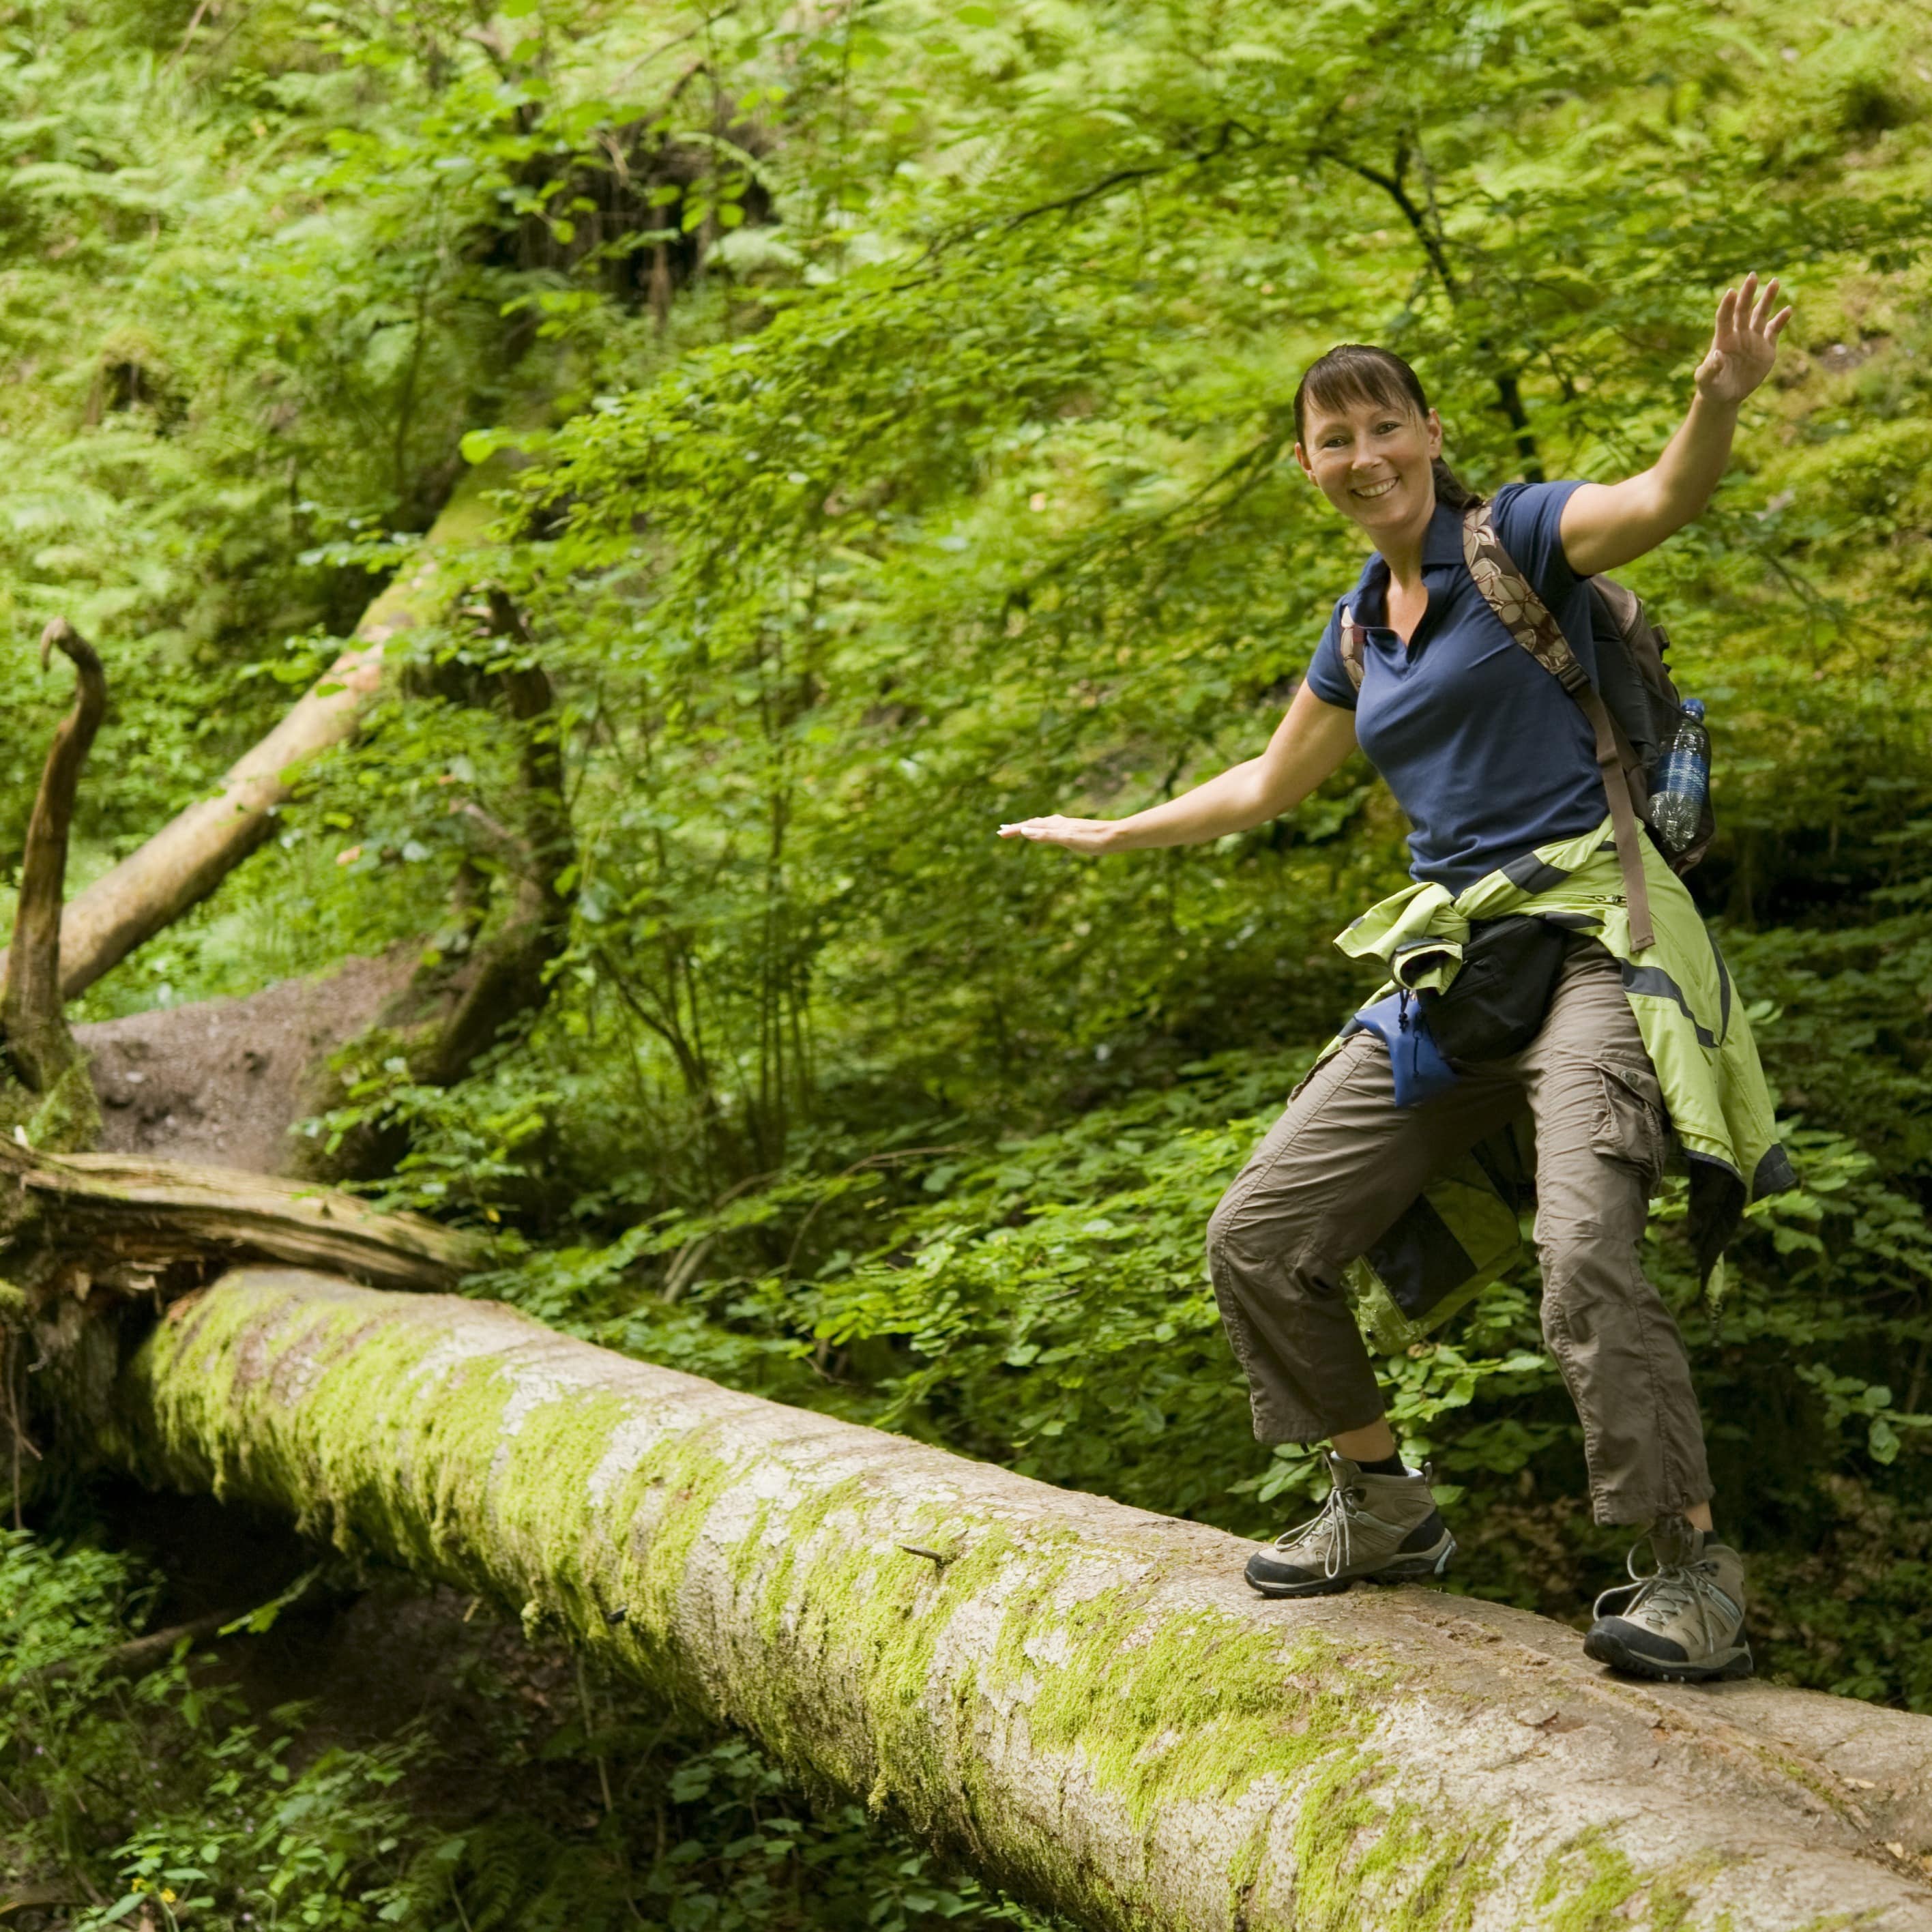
[1584,1515,1753,1683]
[1244,1452,1456,1598]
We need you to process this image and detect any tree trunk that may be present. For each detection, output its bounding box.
[91,1268,1932,1932]
[0,460,508,1005]
[291,613,577,1184]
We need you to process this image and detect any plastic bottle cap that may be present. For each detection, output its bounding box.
[1681,699,1706,720]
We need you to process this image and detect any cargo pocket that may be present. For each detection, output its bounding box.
[1593,1057,1668,1187]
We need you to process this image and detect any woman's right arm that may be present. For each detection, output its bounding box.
[997,682,1360,855]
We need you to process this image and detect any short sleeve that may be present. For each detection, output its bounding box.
[1304,604,1357,711]
[1489,480,1588,607]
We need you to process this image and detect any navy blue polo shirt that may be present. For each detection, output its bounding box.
[1305,482,1602,893]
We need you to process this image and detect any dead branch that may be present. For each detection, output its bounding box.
[18,1568,340,1689]
[0,447,520,1006]
[1,620,106,1096]
[0,1137,487,1298]
[18,1607,238,1690]
[411,615,573,1088]
[0,1885,87,1920]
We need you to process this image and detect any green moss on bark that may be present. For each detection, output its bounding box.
[1532,1829,1720,1932]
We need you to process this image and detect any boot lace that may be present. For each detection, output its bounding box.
[1272,1480,1367,1580]
[1592,1527,1738,1655]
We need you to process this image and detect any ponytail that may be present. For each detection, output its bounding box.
[1431,456,1479,511]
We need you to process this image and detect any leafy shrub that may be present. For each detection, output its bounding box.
[0,1532,1059,1931]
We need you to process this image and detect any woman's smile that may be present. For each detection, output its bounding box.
[1294,393,1444,548]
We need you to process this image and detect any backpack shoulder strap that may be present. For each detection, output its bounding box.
[1460,501,1592,696]
[1337,606,1366,692]
[1459,502,1657,954]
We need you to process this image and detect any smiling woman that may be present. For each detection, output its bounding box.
[998,278,1797,1688]
[1294,342,1478,584]
[1291,350,1613,892]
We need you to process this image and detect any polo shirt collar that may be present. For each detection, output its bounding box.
[1421,499,1467,567]
[1355,500,1468,597]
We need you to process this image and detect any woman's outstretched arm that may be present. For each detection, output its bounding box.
[1560,272,1793,578]
[997,681,1359,855]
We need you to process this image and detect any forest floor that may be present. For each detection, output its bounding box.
[79,956,411,1172]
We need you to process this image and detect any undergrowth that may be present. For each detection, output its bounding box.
[0,1529,1059,1931]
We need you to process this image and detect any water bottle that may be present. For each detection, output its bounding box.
[1647,699,1710,854]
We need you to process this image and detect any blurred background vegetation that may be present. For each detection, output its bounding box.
[3,0,1931,1922]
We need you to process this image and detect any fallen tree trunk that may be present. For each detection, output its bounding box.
[0,456,508,1004]
[91,1268,1932,1932]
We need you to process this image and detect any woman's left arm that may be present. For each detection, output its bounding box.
[1560,273,1793,578]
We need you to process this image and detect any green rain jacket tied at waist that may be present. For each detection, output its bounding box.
[1321,813,1796,1352]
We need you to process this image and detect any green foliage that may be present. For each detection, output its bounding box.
[0,1529,1058,1930]
[0,1527,426,1928]
[6,0,1932,1918]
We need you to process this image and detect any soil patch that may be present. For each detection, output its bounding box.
[77,951,414,1175]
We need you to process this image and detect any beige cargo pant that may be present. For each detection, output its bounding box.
[1206,946,1712,1526]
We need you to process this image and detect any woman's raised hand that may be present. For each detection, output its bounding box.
[1694,272,1793,406]
[997,815,1116,854]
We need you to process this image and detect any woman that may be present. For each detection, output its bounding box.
[999,276,1794,1682]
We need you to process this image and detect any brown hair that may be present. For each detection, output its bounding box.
[1292,343,1478,511]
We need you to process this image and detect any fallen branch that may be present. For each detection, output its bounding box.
[1,621,106,1130]
[0,1141,486,1296]
[93,1268,1932,1932]
[0,454,512,1005]
[19,1607,237,1690]
[18,1566,337,1689]
[0,1884,87,1920]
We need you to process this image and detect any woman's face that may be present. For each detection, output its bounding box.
[1295,393,1441,540]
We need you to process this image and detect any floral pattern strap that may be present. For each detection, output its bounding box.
[1459,501,1657,951]
[1338,607,1367,691]
[1459,502,1591,697]
[1338,505,1579,696]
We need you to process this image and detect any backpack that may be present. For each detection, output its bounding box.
[1336,499,1713,954]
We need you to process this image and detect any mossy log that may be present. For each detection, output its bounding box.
[93,1267,1932,1932]
[0,1141,484,1296]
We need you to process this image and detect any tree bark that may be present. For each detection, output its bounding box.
[0,460,508,1005]
[1,620,106,1096]
[0,1141,484,1296]
[91,1268,1932,1932]
[293,606,576,1184]
[402,645,572,1093]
